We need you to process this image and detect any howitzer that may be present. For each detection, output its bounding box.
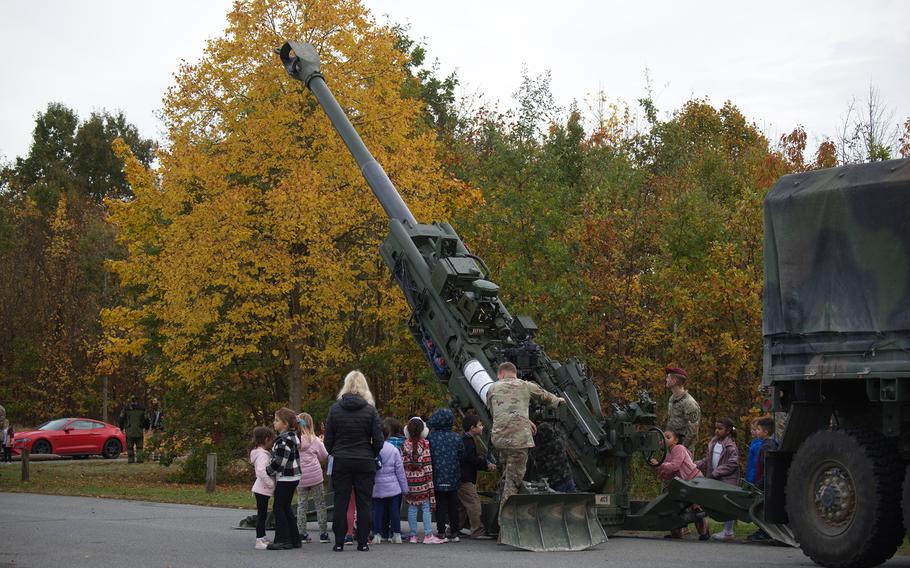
[275,41,794,550]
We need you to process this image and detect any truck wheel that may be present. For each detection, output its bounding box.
[786,429,903,568]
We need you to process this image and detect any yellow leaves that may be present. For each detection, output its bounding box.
[104,0,461,407]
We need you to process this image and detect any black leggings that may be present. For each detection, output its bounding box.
[273,480,302,545]
[435,490,460,536]
[254,492,270,538]
[331,469,375,546]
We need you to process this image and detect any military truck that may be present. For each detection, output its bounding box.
[763,158,910,568]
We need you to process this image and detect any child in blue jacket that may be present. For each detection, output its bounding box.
[426,408,464,541]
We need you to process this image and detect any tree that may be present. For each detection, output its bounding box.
[105,0,460,453]
[579,99,792,442]
[0,104,155,423]
[836,85,901,163]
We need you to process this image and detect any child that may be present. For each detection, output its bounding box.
[426,408,464,542]
[371,420,408,544]
[746,416,778,541]
[384,417,406,450]
[650,430,709,540]
[459,415,495,539]
[2,424,13,463]
[401,417,444,544]
[696,418,741,541]
[265,408,303,550]
[250,426,275,550]
[297,412,329,544]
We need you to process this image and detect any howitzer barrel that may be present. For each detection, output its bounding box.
[278,41,417,226]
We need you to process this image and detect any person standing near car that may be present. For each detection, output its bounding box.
[118,397,149,463]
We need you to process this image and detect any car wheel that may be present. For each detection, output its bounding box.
[32,439,52,454]
[102,438,122,459]
[786,428,903,568]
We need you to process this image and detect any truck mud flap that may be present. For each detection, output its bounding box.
[749,498,799,548]
[498,493,607,551]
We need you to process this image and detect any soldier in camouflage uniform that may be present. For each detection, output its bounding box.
[486,362,564,520]
[664,366,700,455]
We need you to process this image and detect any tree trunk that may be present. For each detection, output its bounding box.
[287,284,302,412]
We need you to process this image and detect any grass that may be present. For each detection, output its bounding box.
[0,459,256,509]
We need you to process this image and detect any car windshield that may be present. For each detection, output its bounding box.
[38,419,70,431]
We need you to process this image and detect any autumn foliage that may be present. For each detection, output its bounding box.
[4,0,908,465]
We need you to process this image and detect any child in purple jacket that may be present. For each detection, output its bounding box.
[371,421,409,544]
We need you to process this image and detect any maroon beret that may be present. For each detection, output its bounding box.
[664,366,688,379]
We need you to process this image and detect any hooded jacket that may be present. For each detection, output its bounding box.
[373,441,408,498]
[298,434,328,488]
[250,446,276,496]
[324,394,383,466]
[426,408,464,491]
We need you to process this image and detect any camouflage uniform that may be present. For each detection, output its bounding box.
[528,422,574,491]
[666,390,700,454]
[486,376,561,518]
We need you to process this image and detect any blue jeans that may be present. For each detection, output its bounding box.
[372,494,402,538]
[407,500,432,537]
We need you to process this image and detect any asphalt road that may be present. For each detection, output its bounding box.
[2,493,909,568]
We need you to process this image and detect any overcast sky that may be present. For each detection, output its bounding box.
[2,0,908,162]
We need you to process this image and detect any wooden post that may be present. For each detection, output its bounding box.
[21,448,29,481]
[205,453,217,493]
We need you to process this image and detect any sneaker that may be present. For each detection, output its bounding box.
[255,538,269,550]
[447,535,460,543]
[712,532,735,541]
[472,531,494,540]
[391,533,402,544]
[423,534,446,544]
[409,535,418,544]
[747,530,772,542]
[698,533,710,541]
[370,534,382,545]
[301,533,312,544]
[332,544,344,552]
[344,535,354,546]
[319,533,331,543]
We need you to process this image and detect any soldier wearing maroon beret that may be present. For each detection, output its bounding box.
[664,366,700,454]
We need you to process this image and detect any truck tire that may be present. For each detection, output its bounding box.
[786,428,903,568]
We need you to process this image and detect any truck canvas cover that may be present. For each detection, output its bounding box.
[763,158,910,380]
[764,158,910,335]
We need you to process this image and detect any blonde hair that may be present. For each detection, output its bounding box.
[298,412,316,441]
[337,370,375,407]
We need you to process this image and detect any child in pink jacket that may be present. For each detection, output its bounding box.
[250,426,275,550]
[651,430,709,540]
[297,413,329,543]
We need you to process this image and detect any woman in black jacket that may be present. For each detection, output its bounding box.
[324,370,384,551]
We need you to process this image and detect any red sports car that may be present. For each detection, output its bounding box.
[13,418,126,459]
